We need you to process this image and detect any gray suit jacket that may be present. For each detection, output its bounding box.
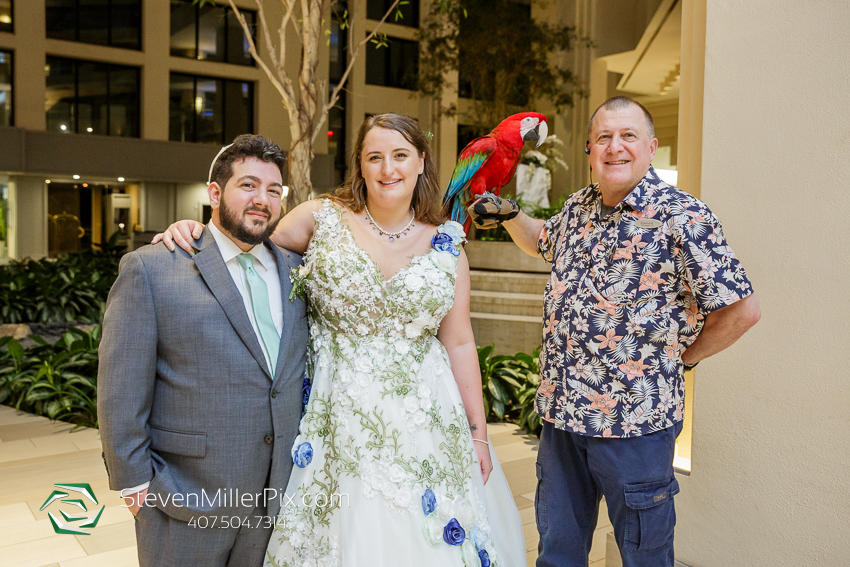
[97,227,308,521]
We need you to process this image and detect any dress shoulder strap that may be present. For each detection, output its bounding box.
[312,198,346,237]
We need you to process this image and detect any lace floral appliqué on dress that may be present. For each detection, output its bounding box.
[266,200,525,567]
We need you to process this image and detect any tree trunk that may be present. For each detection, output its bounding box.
[286,134,314,210]
[223,0,410,209]
[287,0,322,209]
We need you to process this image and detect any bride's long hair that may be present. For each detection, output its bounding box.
[326,113,444,226]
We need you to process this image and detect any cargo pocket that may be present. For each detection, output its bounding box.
[624,477,679,552]
[534,461,549,532]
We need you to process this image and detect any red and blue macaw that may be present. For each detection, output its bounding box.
[441,112,548,233]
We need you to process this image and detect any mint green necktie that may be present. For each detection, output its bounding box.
[236,253,280,375]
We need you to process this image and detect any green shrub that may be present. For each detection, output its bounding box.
[478,345,543,437]
[478,344,522,419]
[0,327,100,429]
[526,196,567,221]
[0,235,125,324]
[507,350,543,437]
[0,200,7,242]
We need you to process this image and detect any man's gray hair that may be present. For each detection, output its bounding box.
[587,96,655,140]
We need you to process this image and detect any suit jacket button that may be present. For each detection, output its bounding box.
[271,390,277,398]
[264,435,273,444]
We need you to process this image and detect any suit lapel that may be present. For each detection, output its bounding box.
[193,228,272,380]
[270,242,297,385]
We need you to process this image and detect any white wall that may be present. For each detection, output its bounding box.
[14,177,48,260]
[142,182,177,233]
[175,183,210,224]
[675,2,850,565]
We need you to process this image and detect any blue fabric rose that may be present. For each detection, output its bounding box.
[437,221,466,245]
[437,242,460,257]
[292,442,313,468]
[470,526,487,550]
[432,233,453,248]
[478,549,491,567]
[443,518,466,546]
[432,232,460,257]
[432,232,461,256]
[422,488,437,516]
[302,378,312,406]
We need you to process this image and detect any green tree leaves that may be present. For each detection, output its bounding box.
[419,0,589,128]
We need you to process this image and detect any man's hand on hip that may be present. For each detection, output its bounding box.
[123,487,148,516]
[680,294,761,366]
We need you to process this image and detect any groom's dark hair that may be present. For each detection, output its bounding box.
[210,134,287,189]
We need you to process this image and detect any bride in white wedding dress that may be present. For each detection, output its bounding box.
[161,114,525,567]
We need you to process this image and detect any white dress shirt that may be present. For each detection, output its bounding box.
[123,222,283,498]
[208,220,284,373]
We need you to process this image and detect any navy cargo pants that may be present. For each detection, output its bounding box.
[535,420,682,567]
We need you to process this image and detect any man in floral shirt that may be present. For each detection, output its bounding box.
[468,97,760,567]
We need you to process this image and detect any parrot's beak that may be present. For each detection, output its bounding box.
[535,121,548,148]
[522,120,549,147]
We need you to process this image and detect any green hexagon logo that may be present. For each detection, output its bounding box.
[39,483,104,535]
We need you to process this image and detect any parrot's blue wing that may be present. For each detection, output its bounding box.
[441,137,498,227]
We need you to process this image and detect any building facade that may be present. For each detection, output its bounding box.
[0,0,325,261]
[0,0,596,263]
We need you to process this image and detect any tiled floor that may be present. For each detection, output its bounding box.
[0,406,612,567]
[486,421,613,567]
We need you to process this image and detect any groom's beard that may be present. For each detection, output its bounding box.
[219,196,282,246]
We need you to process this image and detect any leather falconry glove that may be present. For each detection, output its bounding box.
[466,192,520,230]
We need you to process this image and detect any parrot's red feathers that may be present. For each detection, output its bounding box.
[441,112,548,232]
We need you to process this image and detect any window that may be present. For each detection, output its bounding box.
[0,1,12,33]
[45,56,140,137]
[367,0,419,28]
[169,73,254,144]
[365,35,418,90]
[170,0,256,66]
[46,0,142,50]
[0,50,11,126]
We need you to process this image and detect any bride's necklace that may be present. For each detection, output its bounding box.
[364,205,415,242]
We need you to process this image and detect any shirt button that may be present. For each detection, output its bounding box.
[264,435,273,444]
[271,390,277,398]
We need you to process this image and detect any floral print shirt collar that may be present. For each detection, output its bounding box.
[578,167,656,215]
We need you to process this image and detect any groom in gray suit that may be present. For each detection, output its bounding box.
[98,134,308,567]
